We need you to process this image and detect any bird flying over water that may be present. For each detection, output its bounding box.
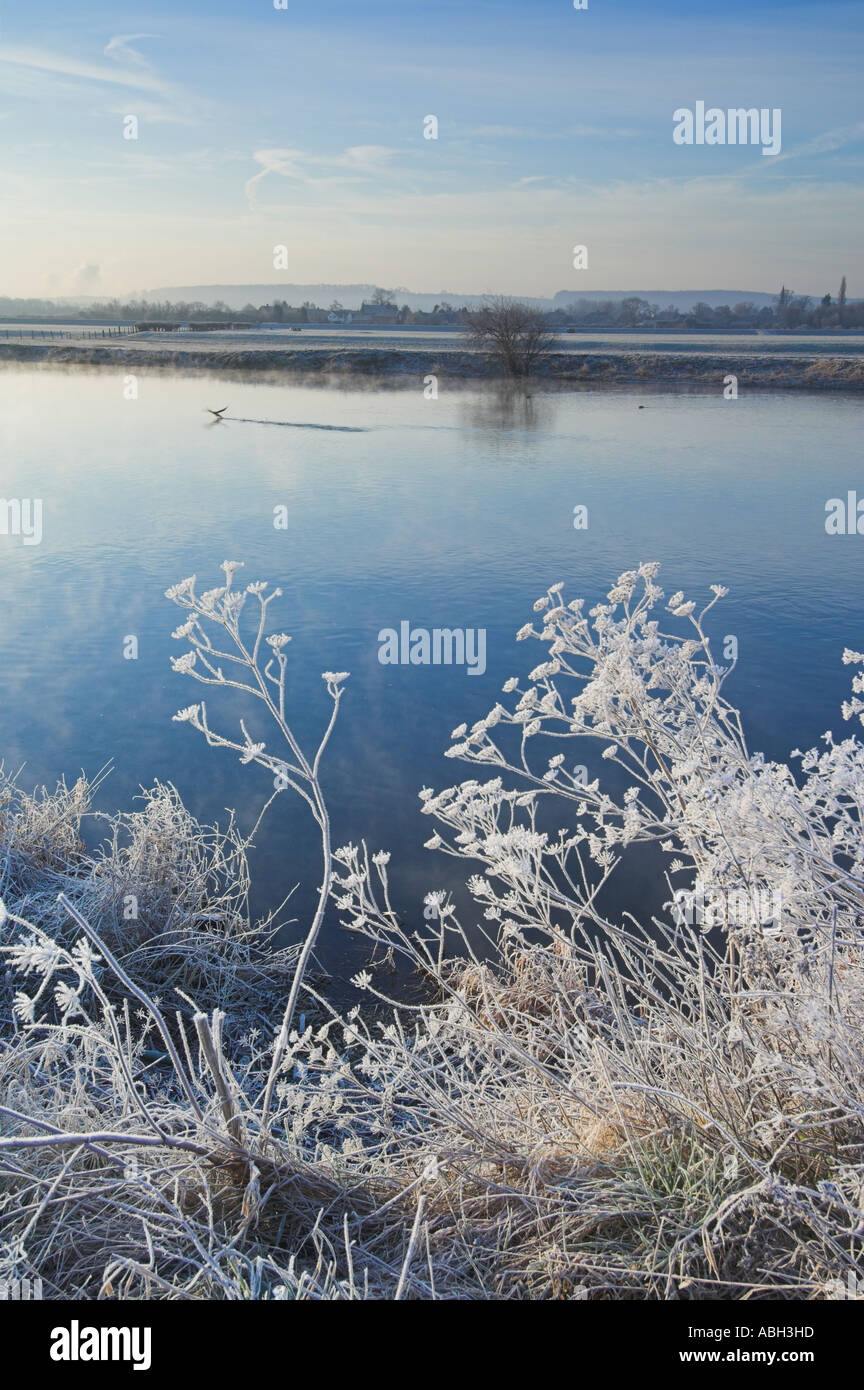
[206,406,229,419]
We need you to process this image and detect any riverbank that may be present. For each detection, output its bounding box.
[2,338,863,390]
[3,556,862,1302]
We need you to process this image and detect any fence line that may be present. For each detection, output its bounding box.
[0,327,138,341]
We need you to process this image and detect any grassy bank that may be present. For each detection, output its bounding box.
[1,563,862,1300]
[2,340,864,390]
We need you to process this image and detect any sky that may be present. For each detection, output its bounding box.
[0,0,861,300]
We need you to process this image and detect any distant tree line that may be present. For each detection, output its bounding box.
[0,279,860,329]
[545,278,861,330]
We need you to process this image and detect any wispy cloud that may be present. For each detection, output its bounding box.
[767,121,864,167]
[0,4,860,297]
[245,144,398,204]
[241,171,864,295]
[0,39,204,128]
[0,43,168,93]
[104,34,162,70]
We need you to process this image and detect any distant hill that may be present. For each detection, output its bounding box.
[140,283,784,313]
[139,283,473,312]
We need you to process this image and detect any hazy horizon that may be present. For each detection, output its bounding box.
[1,283,809,311]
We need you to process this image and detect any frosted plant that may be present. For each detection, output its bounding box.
[0,768,288,1017]
[165,562,349,1133]
[0,893,391,1300]
[329,565,864,1295]
[1,562,862,1300]
[344,562,863,975]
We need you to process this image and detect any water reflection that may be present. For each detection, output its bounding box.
[0,365,860,993]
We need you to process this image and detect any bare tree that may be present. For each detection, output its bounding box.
[466,296,555,377]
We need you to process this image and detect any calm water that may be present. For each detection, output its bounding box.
[0,366,861,984]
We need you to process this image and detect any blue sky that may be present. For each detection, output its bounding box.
[0,0,861,298]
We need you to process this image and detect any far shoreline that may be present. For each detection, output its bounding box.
[2,339,863,392]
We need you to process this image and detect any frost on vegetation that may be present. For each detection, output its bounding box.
[1,562,862,1301]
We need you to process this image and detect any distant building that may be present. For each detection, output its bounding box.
[357,301,398,323]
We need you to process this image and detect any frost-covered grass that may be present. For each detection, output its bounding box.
[1,562,862,1300]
